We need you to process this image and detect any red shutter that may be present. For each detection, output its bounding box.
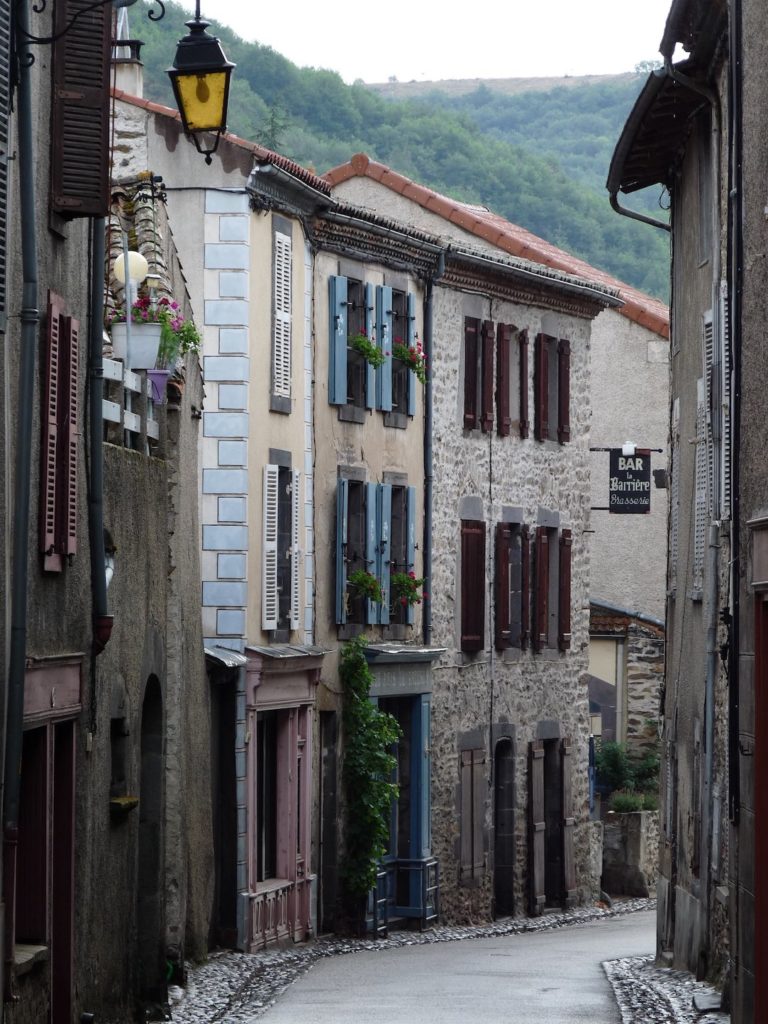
[528,740,545,916]
[534,333,549,441]
[557,338,571,444]
[41,294,64,572]
[51,0,111,216]
[519,330,529,438]
[481,319,494,433]
[495,522,512,649]
[521,524,530,650]
[463,318,479,430]
[561,738,577,907]
[558,529,572,651]
[496,324,511,437]
[461,519,486,652]
[533,526,549,651]
[61,317,79,557]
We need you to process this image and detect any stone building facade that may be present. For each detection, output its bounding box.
[609,0,735,1011]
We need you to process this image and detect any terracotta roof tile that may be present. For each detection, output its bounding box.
[324,154,669,338]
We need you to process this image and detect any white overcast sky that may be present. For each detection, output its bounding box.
[187,0,675,83]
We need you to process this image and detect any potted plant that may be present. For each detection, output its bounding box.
[107,295,201,381]
[348,568,383,604]
[390,570,427,607]
[348,329,386,370]
[392,337,427,384]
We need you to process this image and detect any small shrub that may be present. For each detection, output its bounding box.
[641,792,659,812]
[610,790,644,813]
[595,741,635,792]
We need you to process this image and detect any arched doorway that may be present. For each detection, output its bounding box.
[137,676,165,1004]
[493,738,515,917]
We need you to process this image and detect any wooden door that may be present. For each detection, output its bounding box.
[528,740,545,915]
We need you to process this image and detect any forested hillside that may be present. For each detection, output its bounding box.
[133,2,670,299]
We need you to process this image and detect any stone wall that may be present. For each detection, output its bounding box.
[602,810,659,897]
[429,282,597,923]
[625,622,664,755]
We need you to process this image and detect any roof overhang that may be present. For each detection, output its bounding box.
[607,62,708,199]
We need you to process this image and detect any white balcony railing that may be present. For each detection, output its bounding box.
[102,356,160,451]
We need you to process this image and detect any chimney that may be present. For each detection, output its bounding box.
[112,8,144,98]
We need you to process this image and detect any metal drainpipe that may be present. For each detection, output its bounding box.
[422,250,445,646]
[89,216,112,656]
[3,0,38,985]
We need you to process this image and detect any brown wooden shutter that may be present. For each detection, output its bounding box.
[558,529,572,651]
[61,317,79,557]
[557,338,571,444]
[480,319,494,433]
[519,330,529,438]
[41,294,64,571]
[520,524,530,649]
[463,318,479,430]
[528,740,545,916]
[495,522,512,650]
[461,519,486,652]
[51,0,111,217]
[534,333,549,441]
[496,324,511,437]
[460,749,486,878]
[533,526,549,651]
[561,738,577,907]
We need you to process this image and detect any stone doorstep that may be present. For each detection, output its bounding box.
[693,992,724,1012]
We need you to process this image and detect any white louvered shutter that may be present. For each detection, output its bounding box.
[718,281,731,520]
[262,465,279,630]
[669,398,680,594]
[702,310,715,515]
[692,378,708,598]
[273,231,292,399]
[290,469,301,630]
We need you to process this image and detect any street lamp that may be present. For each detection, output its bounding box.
[167,0,235,164]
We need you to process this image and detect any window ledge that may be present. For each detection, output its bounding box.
[383,411,408,430]
[270,395,292,415]
[15,944,49,976]
[338,623,367,640]
[338,405,367,424]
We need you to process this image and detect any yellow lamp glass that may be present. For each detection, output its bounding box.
[174,70,228,132]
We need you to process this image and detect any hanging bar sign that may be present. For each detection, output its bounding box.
[609,449,651,514]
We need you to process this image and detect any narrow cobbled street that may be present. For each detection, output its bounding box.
[171,902,728,1024]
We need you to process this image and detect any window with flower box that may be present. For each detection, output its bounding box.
[335,475,417,631]
[329,275,375,421]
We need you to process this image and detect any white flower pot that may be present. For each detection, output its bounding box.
[110,322,162,370]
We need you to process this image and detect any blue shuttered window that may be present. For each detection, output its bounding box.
[376,285,393,412]
[329,276,348,405]
[336,480,419,627]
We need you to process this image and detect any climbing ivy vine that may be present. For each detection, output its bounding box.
[340,636,401,901]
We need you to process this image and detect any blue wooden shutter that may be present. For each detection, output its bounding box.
[366,482,379,624]
[407,292,417,416]
[406,486,417,625]
[335,479,349,623]
[417,694,432,857]
[364,282,375,409]
[378,483,392,625]
[329,276,347,405]
[376,285,393,411]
